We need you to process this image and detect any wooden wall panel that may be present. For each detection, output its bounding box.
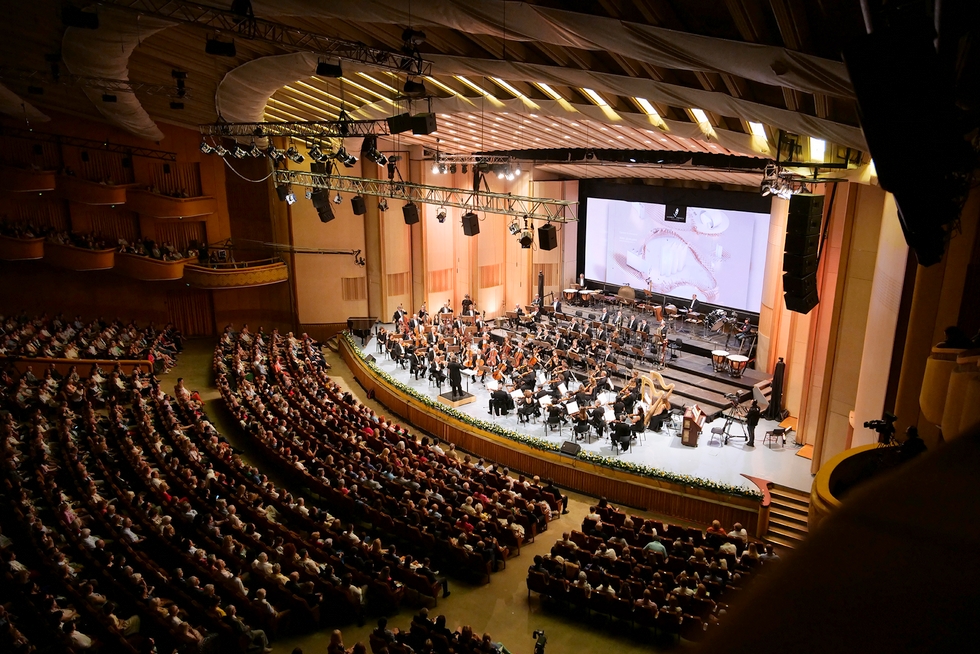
[145,161,203,197]
[165,289,215,336]
[155,220,208,251]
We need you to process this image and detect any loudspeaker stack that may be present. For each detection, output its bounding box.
[783,194,823,314]
[538,224,558,251]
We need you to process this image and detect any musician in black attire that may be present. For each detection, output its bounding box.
[547,402,568,427]
[447,357,464,399]
[393,304,407,323]
[461,294,473,315]
[611,420,633,452]
[429,361,446,390]
[517,391,539,424]
[489,388,512,416]
[408,350,424,380]
[589,402,607,440]
[746,400,761,447]
[389,339,406,367]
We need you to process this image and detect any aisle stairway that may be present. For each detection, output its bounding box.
[766,484,811,549]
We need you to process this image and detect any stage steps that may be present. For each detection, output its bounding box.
[765,484,811,550]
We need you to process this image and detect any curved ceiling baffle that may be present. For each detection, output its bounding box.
[61,7,175,142]
[252,0,854,99]
[217,53,763,159]
[0,83,50,122]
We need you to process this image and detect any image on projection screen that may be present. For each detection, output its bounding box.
[584,197,771,312]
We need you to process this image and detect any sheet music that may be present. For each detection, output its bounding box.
[486,380,500,391]
[558,383,568,396]
[511,390,524,400]
[565,400,579,414]
[598,391,616,405]
[539,396,553,408]
[461,369,476,377]
[604,407,616,422]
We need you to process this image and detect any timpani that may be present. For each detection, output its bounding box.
[711,350,730,373]
[564,288,578,303]
[727,354,749,378]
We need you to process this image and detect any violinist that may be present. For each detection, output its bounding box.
[568,338,581,356]
[546,401,568,427]
[573,404,591,441]
[517,390,539,424]
[409,349,425,380]
[588,401,608,439]
[489,387,513,416]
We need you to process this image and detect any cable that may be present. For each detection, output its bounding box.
[220,155,276,183]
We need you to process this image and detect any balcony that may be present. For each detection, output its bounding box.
[43,242,115,271]
[0,235,45,260]
[126,190,217,218]
[0,167,57,192]
[58,176,131,205]
[183,258,289,289]
[114,252,192,281]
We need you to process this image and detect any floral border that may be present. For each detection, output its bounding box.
[344,334,762,501]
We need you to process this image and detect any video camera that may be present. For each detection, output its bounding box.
[864,412,897,445]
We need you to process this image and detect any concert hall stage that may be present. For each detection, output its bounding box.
[358,328,813,494]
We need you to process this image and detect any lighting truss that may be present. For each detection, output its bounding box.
[200,118,390,139]
[275,170,577,223]
[0,124,177,162]
[425,150,515,166]
[0,65,189,98]
[90,0,432,76]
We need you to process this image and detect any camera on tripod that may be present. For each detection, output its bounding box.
[864,411,897,445]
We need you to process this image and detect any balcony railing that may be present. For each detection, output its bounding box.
[126,190,217,218]
[0,235,45,260]
[183,257,288,289]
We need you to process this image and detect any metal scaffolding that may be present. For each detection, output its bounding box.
[92,0,432,76]
[274,170,578,223]
[0,65,188,97]
[200,119,390,139]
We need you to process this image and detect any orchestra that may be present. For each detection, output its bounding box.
[379,291,756,452]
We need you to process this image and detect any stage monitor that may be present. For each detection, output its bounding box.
[583,194,771,313]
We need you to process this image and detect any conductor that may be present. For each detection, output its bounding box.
[448,357,464,399]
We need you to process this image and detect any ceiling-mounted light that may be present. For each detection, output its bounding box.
[308,144,323,161]
[402,28,426,45]
[333,192,343,205]
[265,145,284,162]
[461,163,468,174]
[436,208,447,223]
[403,78,427,97]
[449,163,457,174]
[508,219,521,236]
[285,147,305,164]
[439,164,447,174]
[248,143,264,158]
[514,163,521,175]
[213,145,228,157]
[315,61,343,78]
[809,137,826,163]
[285,191,296,205]
[378,198,389,211]
[431,162,440,174]
[335,146,357,167]
[519,229,534,248]
[199,142,214,155]
[231,145,248,159]
[363,136,387,166]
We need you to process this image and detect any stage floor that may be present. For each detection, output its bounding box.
[359,329,814,494]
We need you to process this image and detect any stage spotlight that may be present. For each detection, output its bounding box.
[315,61,343,78]
[378,198,389,211]
[285,192,296,205]
[335,147,357,167]
[305,189,313,200]
[508,219,521,236]
[199,142,214,155]
[439,164,447,174]
[462,164,468,174]
[363,136,388,167]
[436,207,447,223]
[403,78,427,97]
[497,170,505,179]
[519,230,534,248]
[231,146,248,159]
[309,144,323,161]
[514,162,521,175]
[248,143,264,158]
[333,192,343,205]
[402,28,427,45]
[285,147,305,164]
[431,162,440,174]
[265,145,284,162]
[276,185,289,202]
[213,145,228,157]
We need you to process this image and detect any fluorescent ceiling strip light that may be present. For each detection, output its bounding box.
[293,80,363,107]
[810,137,826,162]
[691,108,710,124]
[534,82,564,101]
[581,88,608,106]
[424,76,464,97]
[634,97,660,117]
[748,121,768,139]
[281,85,341,115]
[454,75,496,98]
[339,77,393,103]
[490,77,524,98]
[356,72,398,93]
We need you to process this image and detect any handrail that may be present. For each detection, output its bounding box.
[188,257,283,270]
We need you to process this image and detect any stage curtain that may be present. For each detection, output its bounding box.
[165,289,214,336]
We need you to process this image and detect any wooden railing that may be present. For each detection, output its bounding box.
[57,176,131,205]
[340,337,763,531]
[43,242,115,271]
[0,235,45,260]
[114,252,193,281]
[125,190,216,218]
[0,166,56,192]
[183,258,288,289]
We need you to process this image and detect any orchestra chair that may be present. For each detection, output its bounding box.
[709,425,724,446]
[763,427,786,448]
[546,411,564,438]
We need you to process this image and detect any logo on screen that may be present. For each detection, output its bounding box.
[664,204,687,223]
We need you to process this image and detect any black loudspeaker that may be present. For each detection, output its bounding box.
[461,212,480,236]
[783,194,824,314]
[317,204,335,223]
[386,113,413,134]
[311,190,328,210]
[402,203,420,225]
[364,354,376,363]
[538,224,558,251]
[411,113,438,135]
[782,273,817,296]
[350,195,366,216]
[559,441,582,456]
[275,185,289,202]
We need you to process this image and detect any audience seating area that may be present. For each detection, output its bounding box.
[526,502,780,643]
